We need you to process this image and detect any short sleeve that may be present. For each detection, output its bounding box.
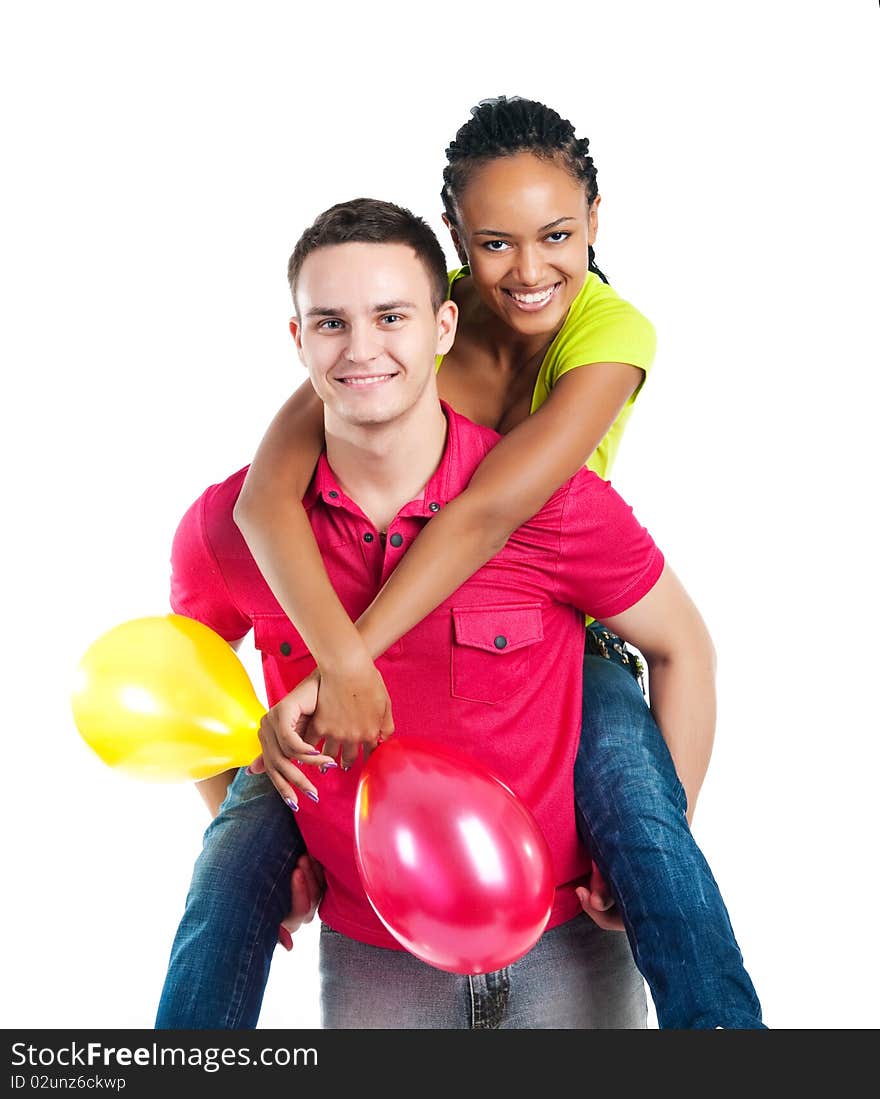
[170,487,252,643]
[553,471,665,619]
[542,278,657,394]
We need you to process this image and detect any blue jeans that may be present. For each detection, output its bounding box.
[319,916,646,1029]
[576,623,765,1029]
[155,768,307,1028]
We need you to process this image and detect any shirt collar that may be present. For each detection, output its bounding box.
[303,401,484,521]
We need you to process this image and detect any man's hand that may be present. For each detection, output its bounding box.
[249,672,335,808]
[575,861,625,932]
[277,854,326,951]
[302,655,395,770]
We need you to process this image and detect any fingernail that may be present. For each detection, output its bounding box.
[319,761,338,774]
[284,797,299,813]
[307,748,322,755]
[342,764,352,772]
[305,791,319,804]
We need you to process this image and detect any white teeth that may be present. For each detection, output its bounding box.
[340,374,395,386]
[508,286,557,304]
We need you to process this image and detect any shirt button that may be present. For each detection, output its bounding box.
[363,532,374,543]
[389,533,403,548]
[429,502,441,513]
[280,642,292,656]
[328,490,339,499]
[494,635,508,650]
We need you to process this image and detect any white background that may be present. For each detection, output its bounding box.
[2,1,878,1030]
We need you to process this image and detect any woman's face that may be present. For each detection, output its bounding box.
[448,151,598,339]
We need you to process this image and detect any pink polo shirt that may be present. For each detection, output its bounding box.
[170,404,665,948]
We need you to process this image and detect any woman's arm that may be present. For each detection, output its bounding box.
[356,361,643,656]
[234,381,369,671]
[233,381,394,765]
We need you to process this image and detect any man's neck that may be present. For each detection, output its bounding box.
[324,394,448,532]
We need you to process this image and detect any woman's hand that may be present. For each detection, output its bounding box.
[249,673,336,809]
[304,655,395,770]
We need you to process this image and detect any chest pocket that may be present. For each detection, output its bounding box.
[451,603,544,705]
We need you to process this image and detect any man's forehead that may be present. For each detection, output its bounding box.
[297,241,433,311]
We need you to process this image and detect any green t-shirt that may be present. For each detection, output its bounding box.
[441,267,656,480]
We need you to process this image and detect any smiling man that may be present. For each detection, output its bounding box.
[155,198,763,1031]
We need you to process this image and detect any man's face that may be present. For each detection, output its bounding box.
[291,242,456,429]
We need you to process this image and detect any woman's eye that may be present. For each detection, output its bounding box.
[483,240,511,252]
[546,231,571,243]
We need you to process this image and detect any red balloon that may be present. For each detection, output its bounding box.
[354,736,554,974]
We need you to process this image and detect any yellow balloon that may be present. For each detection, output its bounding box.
[71,614,265,782]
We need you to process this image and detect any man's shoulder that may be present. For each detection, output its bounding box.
[178,465,251,554]
[443,403,502,454]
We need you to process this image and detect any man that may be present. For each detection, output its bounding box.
[156,198,761,1029]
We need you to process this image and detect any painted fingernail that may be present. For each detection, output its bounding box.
[319,761,338,774]
[307,748,322,755]
[284,797,299,813]
[305,791,319,804]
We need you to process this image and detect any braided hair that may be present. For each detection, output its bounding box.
[442,96,608,284]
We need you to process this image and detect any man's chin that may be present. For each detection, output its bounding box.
[337,402,400,428]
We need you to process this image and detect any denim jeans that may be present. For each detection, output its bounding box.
[319,916,646,1029]
[576,623,765,1029]
[155,768,307,1029]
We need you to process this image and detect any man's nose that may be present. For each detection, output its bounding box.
[345,324,381,363]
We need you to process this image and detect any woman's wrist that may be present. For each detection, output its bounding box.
[315,635,375,678]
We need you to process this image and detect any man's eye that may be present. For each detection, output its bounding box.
[318,319,344,330]
[545,231,571,243]
[483,240,511,252]
[380,314,403,324]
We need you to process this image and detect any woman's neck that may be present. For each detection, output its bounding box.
[453,274,559,374]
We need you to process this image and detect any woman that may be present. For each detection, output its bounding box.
[162,97,763,1029]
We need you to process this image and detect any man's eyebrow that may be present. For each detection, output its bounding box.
[373,300,417,312]
[305,306,347,318]
[473,216,578,237]
[304,300,417,318]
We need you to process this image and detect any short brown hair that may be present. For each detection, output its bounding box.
[288,198,449,311]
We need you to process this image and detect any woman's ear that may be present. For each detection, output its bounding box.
[442,213,468,266]
[588,195,602,246]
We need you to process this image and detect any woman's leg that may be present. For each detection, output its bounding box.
[155,768,307,1029]
[575,626,765,1029]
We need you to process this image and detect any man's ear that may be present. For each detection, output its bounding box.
[435,299,458,356]
[442,213,468,266]
[588,194,602,247]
